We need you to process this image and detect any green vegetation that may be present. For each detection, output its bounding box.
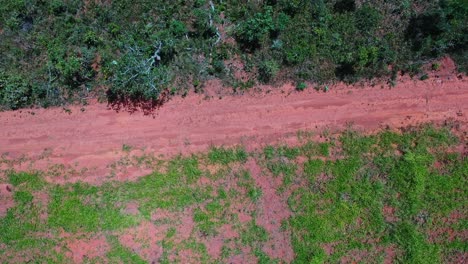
[295,82,307,91]
[1,1,466,110]
[208,146,248,165]
[106,236,146,264]
[0,125,466,262]
[289,125,466,263]
[240,221,269,246]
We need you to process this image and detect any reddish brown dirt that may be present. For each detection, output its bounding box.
[151,207,195,242]
[169,249,205,264]
[227,246,258,264]
[122,201,140,215]
[203,224,239,259]
[0,58,467,184]
[63,235,110,264]
[119,221,167,263]
[246,158,295,262]
[383,205,398,223]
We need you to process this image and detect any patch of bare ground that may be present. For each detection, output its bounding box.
[246,158,295,262]
[202,224,239,259]
[382,205,398,223]
[169,248,203,264]
[119,220,167,262]
[227,246,258,264]
[383,246,398,264]
[61,234,110,264]
[0,149,163,185]
[121,201,140,216]
[151,207,195,242]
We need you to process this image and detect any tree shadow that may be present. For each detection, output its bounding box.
[106,89,170,116]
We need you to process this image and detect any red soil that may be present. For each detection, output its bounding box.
[227,246,258,264]
[0,58,467,184]
[246,158,295,262]
[122,201,140,215]
[151,207,195,242]
[63,235,110,264]
[119,221,167,263]
[203,224,239,259]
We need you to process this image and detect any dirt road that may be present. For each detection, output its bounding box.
[1,69,467,183]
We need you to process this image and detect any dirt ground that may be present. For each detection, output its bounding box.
[0,57,467,185]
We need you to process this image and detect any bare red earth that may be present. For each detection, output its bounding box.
[0,58,467,184]
[119,220,167,262]
[246,158,295,262]
[63,235,110,264]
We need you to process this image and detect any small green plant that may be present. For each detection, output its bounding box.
[420,74,429,80]
[122,144,133,152]
[248,187,262,202]
[166,227,177,238]
[296,82,307,91]
[258,60,280,83]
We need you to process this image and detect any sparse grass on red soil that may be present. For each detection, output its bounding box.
[0,124,466,263]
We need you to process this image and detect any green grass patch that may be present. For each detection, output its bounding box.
[8,171,45,190]
[289,125,466,263]
[303,159,324,181]
[208,146,248,165]
[241,221,269,246]
[264,145,301,160]
[299,141,332,157]
[48,185,137,232]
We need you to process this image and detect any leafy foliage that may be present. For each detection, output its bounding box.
[0,0,466,110]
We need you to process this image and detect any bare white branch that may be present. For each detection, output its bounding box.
[148,41,162,67]
[208,1,222,46]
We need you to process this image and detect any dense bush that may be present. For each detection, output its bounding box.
[0,72,32,110]
[0,0,466,110]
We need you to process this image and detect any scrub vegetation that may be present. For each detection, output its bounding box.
[1,0,467,110]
